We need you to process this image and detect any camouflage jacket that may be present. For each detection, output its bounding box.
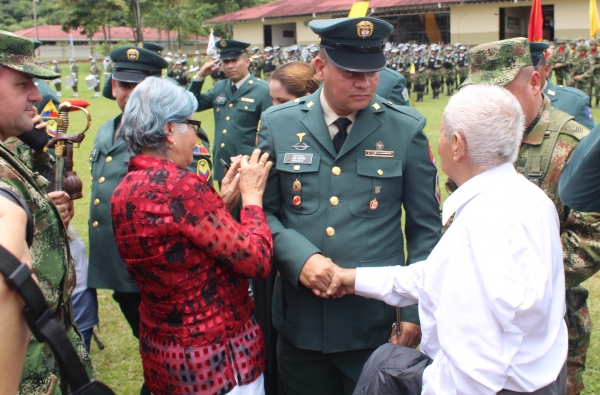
[3,137,56,191]
[90,64,101,77]
[0,140,94,394]
[515,96,600,289]
[570,55,594,79]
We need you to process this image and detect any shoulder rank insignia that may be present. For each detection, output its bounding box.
[196,159,211,181]
[547,89,556,96]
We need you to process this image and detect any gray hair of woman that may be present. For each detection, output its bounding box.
[120,76,198,155]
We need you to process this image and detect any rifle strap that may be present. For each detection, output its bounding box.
[0,243,116,394]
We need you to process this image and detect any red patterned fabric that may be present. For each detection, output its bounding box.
[110,154,273,395]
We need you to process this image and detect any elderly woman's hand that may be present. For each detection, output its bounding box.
[221,156,242,212]
[239,149,272,208]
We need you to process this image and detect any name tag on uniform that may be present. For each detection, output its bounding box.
[284,153,313,164]
[365,150,394,158]
[241,97,255,103]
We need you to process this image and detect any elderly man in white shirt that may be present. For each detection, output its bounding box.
[326,84,568,395]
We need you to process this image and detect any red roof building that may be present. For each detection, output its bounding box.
[14,25,205,42]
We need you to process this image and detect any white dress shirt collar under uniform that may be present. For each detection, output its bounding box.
[355,162,568,395]
[320,90,357,140]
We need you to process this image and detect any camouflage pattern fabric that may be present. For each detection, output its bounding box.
[0,30,59,79]
[3,137,56,191]
[0,142,94,394]
[249,54,264,78]
[588,49,600,102]
[51,64,61,91]
[462,37,532,87]
[90,63,101,93]
[549,47,571,86]
[70,63,79,93]
[514,96,599,395]
[569,50,594,98]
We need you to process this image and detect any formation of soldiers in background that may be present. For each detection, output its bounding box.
[32,36,600,108]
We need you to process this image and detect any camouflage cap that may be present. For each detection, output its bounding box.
[462,37,532,87]
[0,30,59,79]
[577,44,590,52]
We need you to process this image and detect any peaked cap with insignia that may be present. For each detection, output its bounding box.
[0,30,59,79]
[309,17,393,72]
[215,39,250,60]
[137,42,163,54]
[462,37,532,87]
[110,45,168,83]
[529,41,549,68]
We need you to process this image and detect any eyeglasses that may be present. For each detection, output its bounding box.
[180,119,201,135]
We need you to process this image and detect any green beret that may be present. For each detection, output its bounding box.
[216,39,250,60]
[110,46,168,83]
[462,37,532,87]
[0,30,58,79]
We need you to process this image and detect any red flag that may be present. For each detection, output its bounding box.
[528,0,544,42]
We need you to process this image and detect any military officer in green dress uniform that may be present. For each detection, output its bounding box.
[87,46,212,395]
[258,17,441,395]
[190,39,272,182]
[0,30,94,395]
[531,42,595,130]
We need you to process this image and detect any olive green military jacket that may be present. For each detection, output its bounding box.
[88,115,212,292]
[545,79,595,130]
[189,74,272,181]
[258,88,441,353]
[377,67,409,106]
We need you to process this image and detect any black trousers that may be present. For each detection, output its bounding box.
[112,291,150,395]
[278,335,376,395]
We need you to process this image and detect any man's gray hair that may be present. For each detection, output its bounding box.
[121,76,198,155]
[443,84,524,169]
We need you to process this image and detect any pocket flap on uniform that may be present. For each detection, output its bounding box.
[356,157,402,178]
[239,101,257,112]
[276,152,321,173]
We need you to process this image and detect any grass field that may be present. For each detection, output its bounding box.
[59,64,600,393]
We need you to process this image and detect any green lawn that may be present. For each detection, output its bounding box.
[61,64,600,393]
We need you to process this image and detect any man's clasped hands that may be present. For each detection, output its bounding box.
[299,254,422,348]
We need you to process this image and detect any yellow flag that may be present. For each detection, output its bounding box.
[591,0,600,38]
[348,2,370,18]
[410,63,416,74]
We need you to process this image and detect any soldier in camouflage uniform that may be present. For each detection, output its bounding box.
[456,46,469,86]
[51,60,61,97]
[550,38,570,86]
[0,30,94,395]
[262,46,280,81]
[411,48,427,102]
[569,44,595,101]
[427,46,443,98]
[463,37,600,395]
[69,58,78,97]
[442,45,456,96]
[89,58,101,98]
[588,40,600,108]
[249,46,264,78]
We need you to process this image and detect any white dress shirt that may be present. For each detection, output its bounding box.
[320,90,357,139]
[355,162,567,394]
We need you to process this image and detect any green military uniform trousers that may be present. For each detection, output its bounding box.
[258,88,441,395]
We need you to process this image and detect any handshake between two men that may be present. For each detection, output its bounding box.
[299,253,422,348]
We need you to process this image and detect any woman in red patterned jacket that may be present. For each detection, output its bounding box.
[110,76,273,395]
